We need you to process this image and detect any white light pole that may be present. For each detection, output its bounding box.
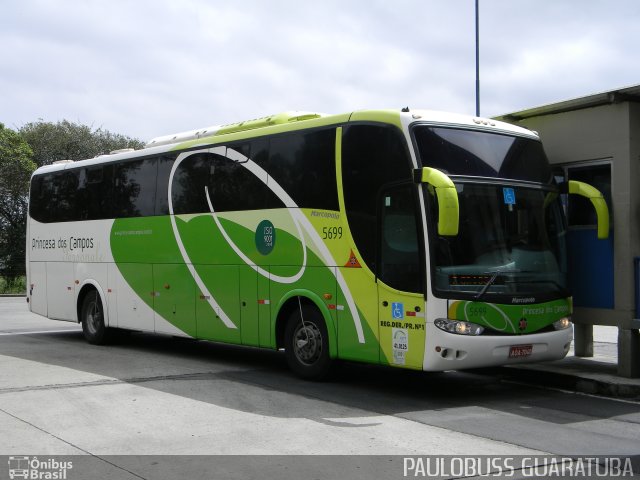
[475,0,480,117]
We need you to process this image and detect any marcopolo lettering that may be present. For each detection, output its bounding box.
[512,297,536,304]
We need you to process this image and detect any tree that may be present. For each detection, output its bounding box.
[0,123,36,284]
[19,120,145,167]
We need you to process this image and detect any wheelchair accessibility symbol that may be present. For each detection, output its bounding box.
[503,187,516,205]
[391,302,404,319]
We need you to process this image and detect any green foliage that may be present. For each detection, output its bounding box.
[19,119,145,167]
[0,276,26,294]
[0,123,36,281]
[0,123,35,197]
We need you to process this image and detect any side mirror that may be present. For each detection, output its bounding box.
[415,167,459,236]
[568,180,610,239]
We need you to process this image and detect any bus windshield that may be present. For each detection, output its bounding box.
[414,126,568,303]
[425,182,568,302]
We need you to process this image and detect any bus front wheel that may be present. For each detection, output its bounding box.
[284,303,331,380]
[81,290,110,345]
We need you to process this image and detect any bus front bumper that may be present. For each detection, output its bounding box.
[422,322,573,372]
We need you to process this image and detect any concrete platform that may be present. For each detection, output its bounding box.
[491,326,640,399]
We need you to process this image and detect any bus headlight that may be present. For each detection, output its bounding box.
[553,317,572,330]
[435,318,484,336]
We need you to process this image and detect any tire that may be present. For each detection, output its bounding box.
[284,303,332,380]
[80,290,110,345]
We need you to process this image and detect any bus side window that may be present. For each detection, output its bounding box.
[171,153,210,214]
[341,124,413,272]
[250,138,284,209]
[112,158,157,218]
[171,146,282,215]
[29,175,50,223]
[267,129,338,210]
[77,165,113,220]
[30,171,77,223]
[156,155,177,216]
[207,146,275,212]
[54,170,79,222]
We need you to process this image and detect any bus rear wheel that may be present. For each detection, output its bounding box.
[284,303,331,380]
[81,290,110,345]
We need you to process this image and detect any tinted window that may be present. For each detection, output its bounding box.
[30,170,80,222]
[213,144,278,211]
[155,155,178,216]
[76,164,113,220]
[414,127,553,183]
[341,124,413,271]
[31,156,167,222]
[112,158,157,218]
[29,174,51,223]
[171,145,282,214]
[171,153,211,214]
[268,129,338,210]
[30,130,334,223]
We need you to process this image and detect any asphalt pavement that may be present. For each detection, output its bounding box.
[1,294,638,398]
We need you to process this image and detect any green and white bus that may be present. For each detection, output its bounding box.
[26,109,609,378]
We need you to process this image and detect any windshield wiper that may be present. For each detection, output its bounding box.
[474,269,520,301]
[475,272,500,301]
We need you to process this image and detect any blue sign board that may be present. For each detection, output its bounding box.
[503,187,516,205]
[391,302,404,319]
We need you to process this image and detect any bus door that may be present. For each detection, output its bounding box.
[377,184,426,369]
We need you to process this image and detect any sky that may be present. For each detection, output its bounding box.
[2,0,639,142]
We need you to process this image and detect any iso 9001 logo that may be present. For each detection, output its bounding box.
[8,456,73,479]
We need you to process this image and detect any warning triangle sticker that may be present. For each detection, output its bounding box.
[344,249,362,268]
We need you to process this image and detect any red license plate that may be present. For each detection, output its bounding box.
[509,344,533,358]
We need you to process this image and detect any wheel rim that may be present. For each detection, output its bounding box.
[85,295,102,334]
[292,322,323,366]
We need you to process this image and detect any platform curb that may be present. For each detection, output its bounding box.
[482,365,640,399]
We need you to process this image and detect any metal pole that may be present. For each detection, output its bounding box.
[475,0,480,117]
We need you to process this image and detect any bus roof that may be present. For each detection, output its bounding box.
[145,109,536,148]
[31,108,537,176]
